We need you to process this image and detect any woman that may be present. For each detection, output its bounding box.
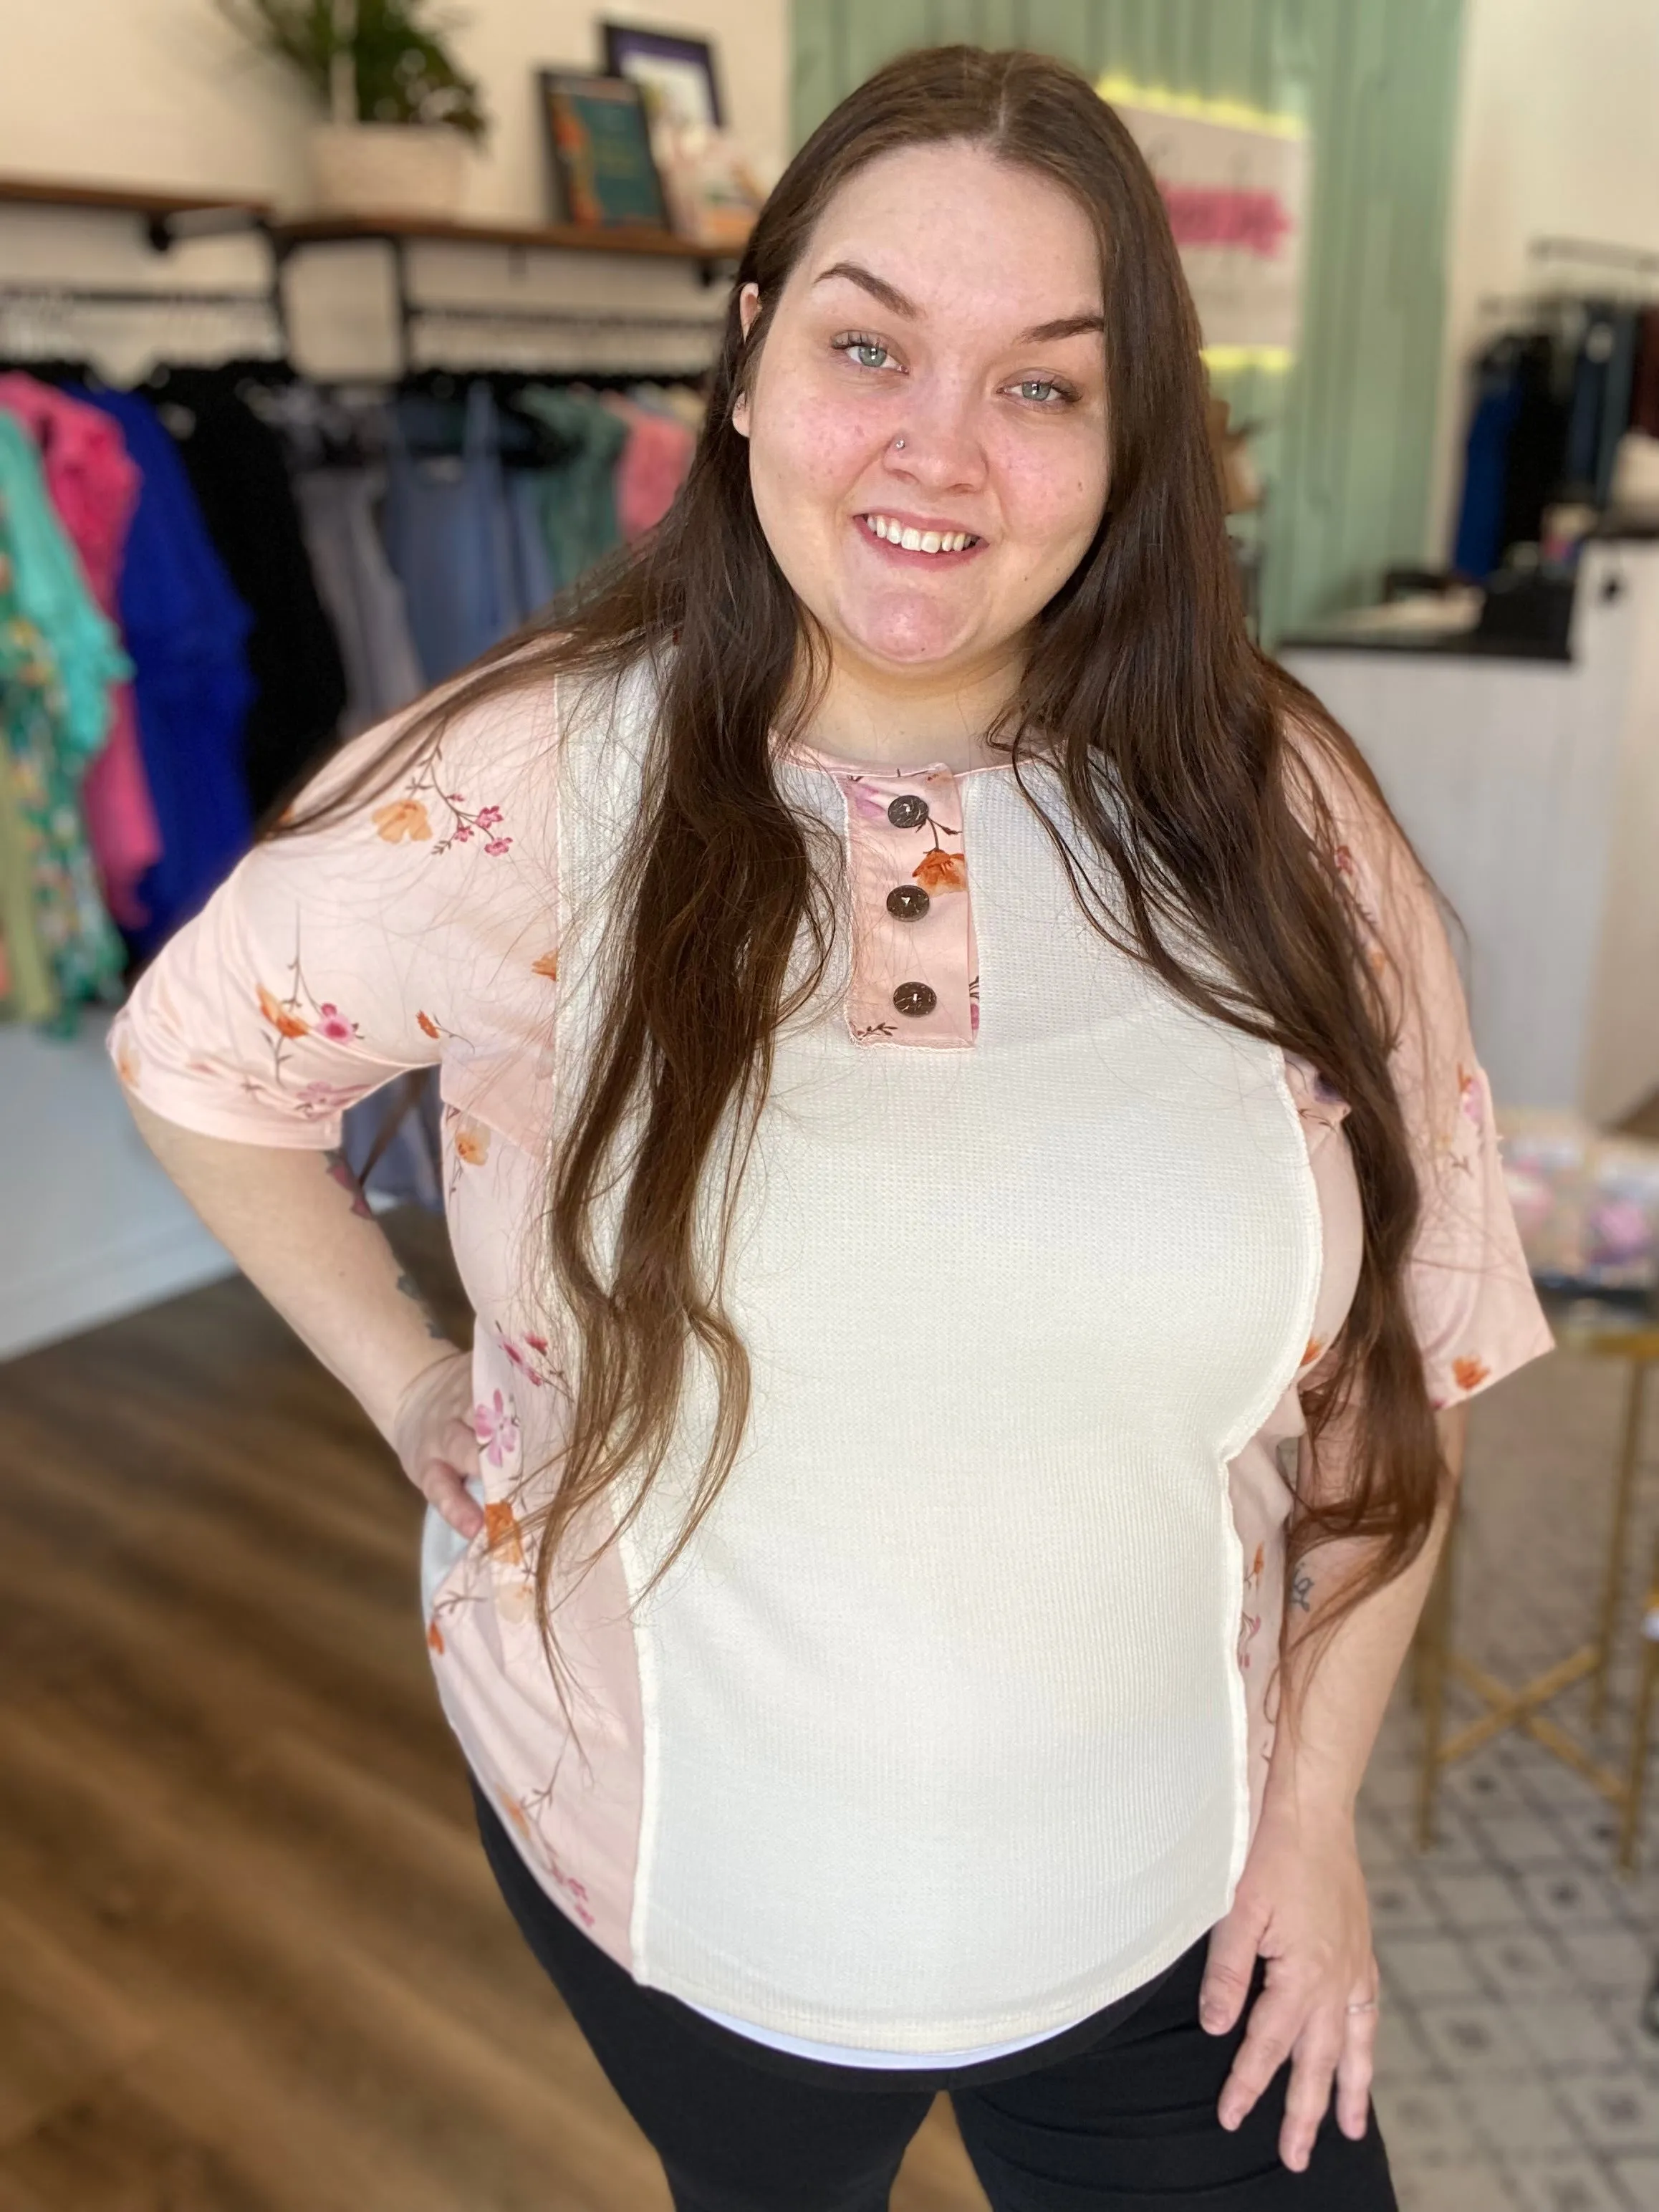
[112,46,1551,2212]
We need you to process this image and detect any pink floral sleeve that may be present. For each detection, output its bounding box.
[1294,734,1554,1408]
[108,688,557,1150]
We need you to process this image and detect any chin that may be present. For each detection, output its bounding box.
[842,597,982,669]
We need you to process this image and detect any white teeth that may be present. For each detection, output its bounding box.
[862,515,976,552]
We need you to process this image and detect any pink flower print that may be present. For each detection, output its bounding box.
[453,822,473,842]
[1458,1063,1484,1130]
[484,837,511,856]
[970,999,980,1036]
[476,805,504,830]
[846,776,895,823]
[474,1389,520,1467]
[315,1001,357,1043]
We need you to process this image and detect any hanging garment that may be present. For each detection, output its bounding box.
[1452,342,1524,577]
[145,365,348,818]
[506,469,559,621]
[0,408,127,770]
[511,385,627,592]
[383,380,524,683]
[601,393,697,539]
[1592,308,1640,509]
[1561,304,1637,501]
[0,696,60,1026]
[0,372,161,929]
[1496,334,1570,557]
[72,387,255,958]
[0,466,125,1023]
[1631,307,1659,439]
[293,465,425,739]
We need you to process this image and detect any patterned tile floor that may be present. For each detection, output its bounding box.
[1362,1339,1659,2211]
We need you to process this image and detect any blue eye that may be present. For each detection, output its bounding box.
[1015,378,1066,405]
[835,335,897,372]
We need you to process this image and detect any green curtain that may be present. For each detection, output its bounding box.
[790,0,1467,643]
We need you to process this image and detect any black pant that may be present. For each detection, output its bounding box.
[473,1784,1397,2211]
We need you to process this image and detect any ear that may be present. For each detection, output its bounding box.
[731,282,762,441]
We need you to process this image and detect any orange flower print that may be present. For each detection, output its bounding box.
[484,1500,525,1565]
[497,1788,532,1840]
[1458,1064,1484,1130]
[426,1617,446,1655]
[913,848,967,895]
[1452,1355,1490,1394]
[532,950,559,981]
[454,1116,491,1167]
[1302,1337,1324,1370]
[417,1010,441,1039]
[257,984,309,1039]
[113,1031,140,1086]
[372,797,433,843]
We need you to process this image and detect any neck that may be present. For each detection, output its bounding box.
[787,637,1026,774]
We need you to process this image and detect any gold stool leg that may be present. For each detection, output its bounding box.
[1416,1493,1463,1852]
[1591,1360,1650,1738]
[1615,1538,1659,1872]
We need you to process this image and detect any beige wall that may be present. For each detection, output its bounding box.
[1429,0,1659,559]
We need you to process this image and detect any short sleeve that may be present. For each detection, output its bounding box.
[108,683,557,1150]
[1292,734,1554,1410]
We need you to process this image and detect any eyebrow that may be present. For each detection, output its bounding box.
[812,260,1104,345]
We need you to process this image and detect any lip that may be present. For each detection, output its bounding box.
[852,509,987,562]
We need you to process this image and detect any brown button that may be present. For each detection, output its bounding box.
[885,883,930,920]
[892,981,937,1018]
[886,794,929,828]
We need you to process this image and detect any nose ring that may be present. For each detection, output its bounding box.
[893,436,906,451]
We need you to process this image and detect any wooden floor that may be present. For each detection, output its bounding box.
[0,1209,990,2212]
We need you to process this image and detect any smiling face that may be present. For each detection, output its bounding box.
[732,141,1112,707]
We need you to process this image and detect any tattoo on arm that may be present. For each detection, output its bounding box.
[323,1148,374,1219]
[1290,1566,1314,1614]
[397,1271,449,1340]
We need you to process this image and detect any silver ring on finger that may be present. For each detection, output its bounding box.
[1345,1999,1380,2015]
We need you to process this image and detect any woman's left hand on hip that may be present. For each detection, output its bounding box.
[1196,1791,1380,2173]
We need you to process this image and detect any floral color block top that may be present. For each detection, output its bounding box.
[110,663,1553,2062]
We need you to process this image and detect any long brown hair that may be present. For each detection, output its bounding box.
[289,44,1445,1694]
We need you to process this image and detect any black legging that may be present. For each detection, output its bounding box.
[473,1784,1397,2211]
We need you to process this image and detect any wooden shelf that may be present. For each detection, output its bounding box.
[0,173,272,223]
[271,210,727,262]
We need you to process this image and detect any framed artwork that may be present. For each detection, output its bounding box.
[537,70,668,229]
[600,22,723,132]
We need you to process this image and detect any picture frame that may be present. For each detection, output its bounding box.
[600,21,723,132]
[537,69,668,230]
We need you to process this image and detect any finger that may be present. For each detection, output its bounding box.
[1201,1899,1269,2034]
[420,1460,485,1537]
[441,1415,483,1481]
[1217,1978,1303,2130]
[1335,1998,1379,2139]
[1279,2024,1343,2173]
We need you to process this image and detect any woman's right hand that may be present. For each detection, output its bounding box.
[390,1347,485,1539]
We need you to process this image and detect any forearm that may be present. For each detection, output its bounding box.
[125,1092,456,1444]
[1266,1404,1468,1821]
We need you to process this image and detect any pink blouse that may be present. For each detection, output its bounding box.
[109,670,1553,2059]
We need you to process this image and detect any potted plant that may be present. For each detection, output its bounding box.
[220,0,489,218]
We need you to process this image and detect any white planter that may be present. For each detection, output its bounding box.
[308,122,467,219]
